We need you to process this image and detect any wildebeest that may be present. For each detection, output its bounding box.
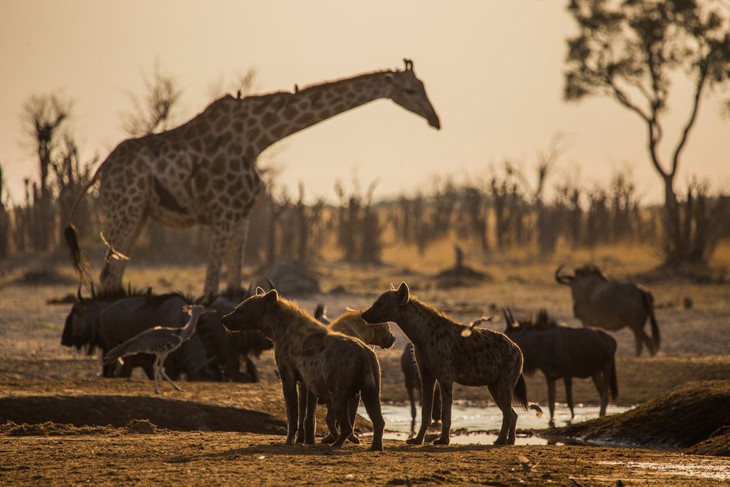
[402,341,442,435]
[196,293,273,382]
[362,282,541,446]
[300,306,396,444]
[222,289,385,451]
[503,308,618,426]
[61,285,150,362]
[99,292,217,381]
[555,264,660,356]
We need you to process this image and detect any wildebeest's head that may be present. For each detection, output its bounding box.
[61,288,107,354]
[555,264,607,286]
[221,288,278,339]
[503,308,556,336]
[362,282,410,324]
[62,285,152,355]
[502,307,558,376]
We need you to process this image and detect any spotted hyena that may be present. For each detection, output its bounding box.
[299,308,396,444]
[362,282,541,446]
[221,289,385,451]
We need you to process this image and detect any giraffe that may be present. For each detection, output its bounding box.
[66,59,441,296]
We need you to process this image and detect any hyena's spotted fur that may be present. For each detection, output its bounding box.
[363,282,540,446]
[299,309,396,444]
[329,310,397,350]
[221,289,385,451]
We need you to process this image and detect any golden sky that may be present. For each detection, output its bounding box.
[1,0,728,204]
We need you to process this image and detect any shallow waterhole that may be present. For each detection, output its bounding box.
[368,403,632,446]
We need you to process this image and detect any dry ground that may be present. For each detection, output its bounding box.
[1,242,729,485]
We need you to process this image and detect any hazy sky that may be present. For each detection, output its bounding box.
[1,1,728,205]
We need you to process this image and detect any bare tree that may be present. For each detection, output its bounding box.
[21,94,72,250]
[52,134,96,247]
[122,63,182,137]
[565,0,730,265]
[0,164,9,258]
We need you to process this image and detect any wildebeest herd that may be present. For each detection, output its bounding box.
[60,264,660,450]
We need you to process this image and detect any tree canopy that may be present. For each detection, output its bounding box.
[564,0,730,187]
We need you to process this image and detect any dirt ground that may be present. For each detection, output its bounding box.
[1,246,729,486]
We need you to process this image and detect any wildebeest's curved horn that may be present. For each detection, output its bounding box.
[265,277,276,291]
[77,283,85,304]
[502,308,515,330]
[313,304,330,324]
[555,265,574,285]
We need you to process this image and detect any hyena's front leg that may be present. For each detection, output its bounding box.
[433,380,452,445]
[407,366,436,445]
[280,374,299,445]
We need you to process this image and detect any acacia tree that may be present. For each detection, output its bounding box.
[564,0,730,265]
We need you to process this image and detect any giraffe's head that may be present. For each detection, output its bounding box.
[387,59,441,130]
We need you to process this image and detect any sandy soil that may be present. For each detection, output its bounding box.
[1,254,729,485]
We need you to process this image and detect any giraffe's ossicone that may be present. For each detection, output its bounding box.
[66,59,441,296]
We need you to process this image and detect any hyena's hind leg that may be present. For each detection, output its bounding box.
[361,383,385,452]
[321,407,338,444]
[330,397,354,448]
[346,394,361,444]
[488,381,518,445]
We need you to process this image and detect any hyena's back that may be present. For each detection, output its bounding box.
[423,328,523,387]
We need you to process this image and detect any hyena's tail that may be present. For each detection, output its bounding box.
[643,291,661,355]
[514,374,543,417]
[609,357,619,401]
[362,349,381,397]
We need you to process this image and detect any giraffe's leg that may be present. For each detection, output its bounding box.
[203,222,231,297]
[99,201,149,293]
[225,217,251,292]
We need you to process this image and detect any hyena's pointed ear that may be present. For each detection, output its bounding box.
[396,282,410,306]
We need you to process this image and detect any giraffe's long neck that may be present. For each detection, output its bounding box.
[250,71,394,155]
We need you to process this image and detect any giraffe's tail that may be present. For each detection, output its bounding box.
[64,225,92,286]
[64,164,102,286]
